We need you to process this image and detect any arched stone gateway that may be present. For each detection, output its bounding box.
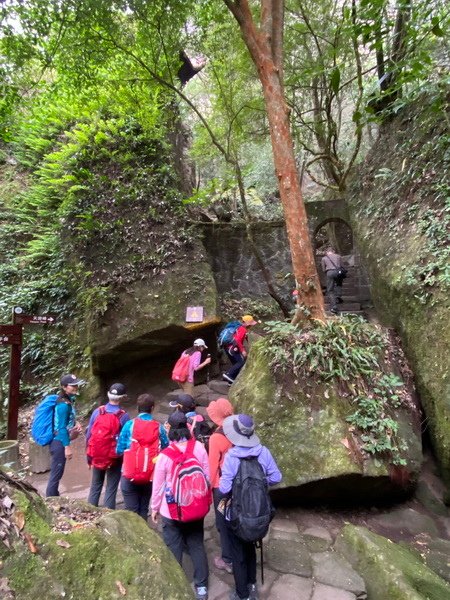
[200,198,372,311]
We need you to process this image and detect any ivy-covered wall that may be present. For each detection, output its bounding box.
[347,92,450,492]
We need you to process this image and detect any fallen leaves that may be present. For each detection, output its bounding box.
[116,580,127,596]
[56,539,71,549]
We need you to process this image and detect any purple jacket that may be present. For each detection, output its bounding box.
[219,444,282,494]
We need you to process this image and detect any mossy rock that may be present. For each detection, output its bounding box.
[2,484,193,599]
[229,340,422,503]
[336,525,450,600]
[347,97,450,489]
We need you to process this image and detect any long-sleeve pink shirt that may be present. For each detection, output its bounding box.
[151,439,210,518]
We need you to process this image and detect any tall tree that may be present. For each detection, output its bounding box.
[223,0,325,321]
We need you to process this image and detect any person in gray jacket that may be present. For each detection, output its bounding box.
[321,247,344,314]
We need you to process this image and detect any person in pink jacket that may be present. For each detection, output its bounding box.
[151,411,210,600]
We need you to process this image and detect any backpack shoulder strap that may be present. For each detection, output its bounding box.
[98,405,106,416]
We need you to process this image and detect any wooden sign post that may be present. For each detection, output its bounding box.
[0,325,22,440]
[0,307,57,440]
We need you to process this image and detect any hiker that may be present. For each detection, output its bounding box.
[172,338,211,396]
[45,374,84,497]
[321,247,345,315]
[168,393,212,449]
[219,414,282,600]
[85,383,130,509]
[206,398,234,574]
[151,411,211,600]
[221,315,257,385]
[116,393,169,519]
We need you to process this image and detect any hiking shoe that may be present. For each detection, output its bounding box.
[229,593,249,600]
[214,556,233,574]
[223,373,235,384]
[195,586,208,600]
[248,583,258,600]
[330,308,339,315]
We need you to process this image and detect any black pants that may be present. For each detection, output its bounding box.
[120,476,152,520]
[46,439,66,497]
[225,347,246,381]
[213,488,233,564]
[227,526,257,600]
[88,461,122,509]
[162,516,209,588]
[326,270,342,311]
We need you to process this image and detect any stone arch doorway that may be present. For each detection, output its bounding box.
[313,218,353,257]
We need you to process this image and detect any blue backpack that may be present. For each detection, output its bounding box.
[218,321,241,347]
[31,394,59,445]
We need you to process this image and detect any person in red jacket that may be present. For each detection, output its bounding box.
[207,398,234,574]
[222,315,257,385]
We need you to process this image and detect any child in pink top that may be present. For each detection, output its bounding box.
[175,338,211,396]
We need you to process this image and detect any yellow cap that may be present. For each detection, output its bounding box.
[242,315,257,325]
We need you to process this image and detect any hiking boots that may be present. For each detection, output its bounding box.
[195,586,208,600]
[248,583,258,599]
[229,593,249,600]
[214,556,233,574]
[222,374,235,385]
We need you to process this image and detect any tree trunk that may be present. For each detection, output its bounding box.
[224,0,325,320]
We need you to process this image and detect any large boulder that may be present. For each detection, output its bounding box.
[336,525,450,600]
[347,97,450,490]
[229,334,422,503]
[0,472,193,600]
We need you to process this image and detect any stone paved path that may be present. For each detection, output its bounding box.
[26,379,450,600]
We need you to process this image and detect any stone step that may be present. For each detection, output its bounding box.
[325,302,362,311]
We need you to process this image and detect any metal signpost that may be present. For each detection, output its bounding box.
[0,307,56,440]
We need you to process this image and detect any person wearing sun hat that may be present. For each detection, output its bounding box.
[219,415,282,600]
[222,315,258,385]
[173,338,211,396]
[207,398,235,574]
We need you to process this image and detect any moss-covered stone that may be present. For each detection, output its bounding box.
[336,525,450,600]
[348,97,450,488]
[2,486,193,599]
[230,340,422,503]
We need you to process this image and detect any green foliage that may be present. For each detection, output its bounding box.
[261,317,410,465]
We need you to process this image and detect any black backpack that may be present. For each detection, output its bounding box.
[230,456,275,542]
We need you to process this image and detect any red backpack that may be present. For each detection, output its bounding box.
[87,406,125,470]
[163,438,211,522]
[171,353,191,383]
[122,418,160,483]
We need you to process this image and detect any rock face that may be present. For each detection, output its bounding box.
[336,525,450,600]
[347,97,450,490]
[0,474,193,600]
[229,340,422,503]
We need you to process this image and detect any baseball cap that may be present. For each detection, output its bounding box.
[60,374,85,387]
[193,338,207,348]
[242,315,257,326]
[108,383,127,397]
[168,410,188,429]
[169,393,196,410]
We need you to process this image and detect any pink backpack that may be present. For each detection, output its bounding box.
[163,438,211,522]
[171,353,191,383]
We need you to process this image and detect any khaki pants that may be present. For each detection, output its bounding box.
[179,381,194,396]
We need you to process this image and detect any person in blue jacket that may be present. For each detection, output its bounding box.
[46,374,84,497]
[116,393,169,519]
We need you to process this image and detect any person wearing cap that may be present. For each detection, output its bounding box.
[206,398,234,574]
[151,411,210,600]
[174,339,211,396]
[223,315,257,385]
[219,415,282,600]
[116,393,169,519]
[46,374,85,497]
[85,383,131,509]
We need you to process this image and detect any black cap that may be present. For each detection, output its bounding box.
[169,394,196,411]
[168,410,188,429]
[60,374,85,387]
[108,383,127,396]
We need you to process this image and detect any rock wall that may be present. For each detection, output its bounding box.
[347,95,450,492]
